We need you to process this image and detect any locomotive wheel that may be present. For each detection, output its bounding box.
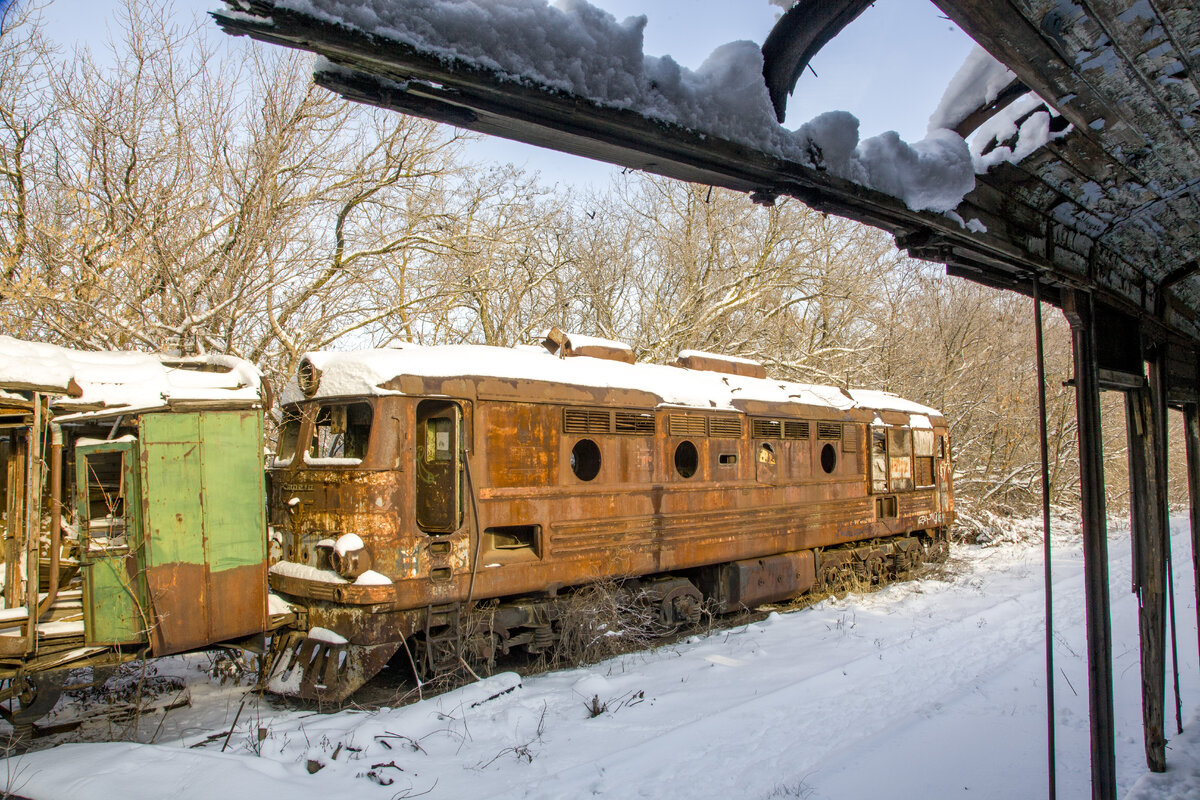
[659,584,703,630]
[1,673,65,740]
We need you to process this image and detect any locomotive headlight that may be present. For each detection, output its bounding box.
[329,532,372,579]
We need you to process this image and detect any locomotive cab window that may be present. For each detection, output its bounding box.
[819,443,837,474]
[309,402,373,461]
[274,404,302,465]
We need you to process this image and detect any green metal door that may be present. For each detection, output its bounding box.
[76,438,149,646]
[139,411,267,656]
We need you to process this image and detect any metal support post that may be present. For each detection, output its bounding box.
[1063,289,1117,800]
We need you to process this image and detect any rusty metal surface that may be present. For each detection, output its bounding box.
[267,375,954,699]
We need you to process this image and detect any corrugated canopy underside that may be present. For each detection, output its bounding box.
[214,0,1200,349]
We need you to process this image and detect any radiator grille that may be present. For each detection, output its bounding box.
[708,416,742,438]
[752,419,783,439]
[783,420,809,439]
[669,415,707,437]
[614,411,655,435]
[817,422,842,440]
[563,408,610,434]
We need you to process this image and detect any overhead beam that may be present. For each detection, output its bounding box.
[952,77,1029,138]
[760,0,875,123]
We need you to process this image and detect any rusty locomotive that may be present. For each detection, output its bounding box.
[264,329,954,701]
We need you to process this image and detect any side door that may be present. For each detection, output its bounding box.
[415,400,464,534]
[76,438,149,646]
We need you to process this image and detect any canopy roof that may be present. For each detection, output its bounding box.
[214,0,1200,382]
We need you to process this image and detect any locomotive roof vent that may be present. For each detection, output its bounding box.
[672,349,767,380]
[541,327,636,364]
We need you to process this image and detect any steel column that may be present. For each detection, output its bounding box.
[1063,290,1117,800]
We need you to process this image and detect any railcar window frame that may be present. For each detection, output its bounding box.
[673,440,700,479]
[569,438,602,482]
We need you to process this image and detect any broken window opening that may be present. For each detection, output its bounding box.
[83,451,127,550]
[309,402,373,462]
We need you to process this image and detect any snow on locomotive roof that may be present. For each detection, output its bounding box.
[677,349,761,367]
[290,343,944,423]
[0,335,263,416]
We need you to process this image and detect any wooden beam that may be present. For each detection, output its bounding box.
[952,77,1029,138]
[1063,289,1118,800]
[1126,357,1168,773]
[761,0,875,123]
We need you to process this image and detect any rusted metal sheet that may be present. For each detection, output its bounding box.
[701,551,817,612]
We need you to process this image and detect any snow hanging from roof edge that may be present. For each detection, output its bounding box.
[270,0,976,214]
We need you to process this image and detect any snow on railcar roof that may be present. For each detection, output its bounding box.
[0,335,263,416]
[289,342,944,423]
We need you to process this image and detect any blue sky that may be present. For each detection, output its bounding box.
[45,0,976,190]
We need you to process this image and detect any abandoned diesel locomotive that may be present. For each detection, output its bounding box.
[265,331,953,700]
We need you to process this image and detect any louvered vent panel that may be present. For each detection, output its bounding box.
[752,419,782,439]
[783,420,809,439]
[817,422,842,440]
[669,415,707,437]
[842,424,859,453]
[614,411,656,435]
[563,408,610,434]
[708,416,742,438]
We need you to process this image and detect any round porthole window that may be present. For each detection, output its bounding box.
[570,438,602,481]
[674,440,699,478]
[820,443,837,474]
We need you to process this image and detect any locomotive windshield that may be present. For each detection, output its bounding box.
[272,401,374,465]
[310,402,373,460]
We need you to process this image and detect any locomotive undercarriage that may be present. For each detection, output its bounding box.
[262,527,951,703]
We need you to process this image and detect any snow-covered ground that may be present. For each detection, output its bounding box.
[5,514,1200,799]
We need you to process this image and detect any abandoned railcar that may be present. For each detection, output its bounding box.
[0,336,277,729]
[265,331,954,701]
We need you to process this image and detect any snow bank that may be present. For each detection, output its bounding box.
[265,0,981,213]
[9,518,1199,798]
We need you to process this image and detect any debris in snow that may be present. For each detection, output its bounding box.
[927,45,1018,133]
[257,0,983,213]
